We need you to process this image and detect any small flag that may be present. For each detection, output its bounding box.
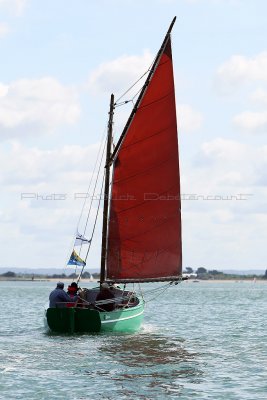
[75,232,91,246]
[67,249,86,267]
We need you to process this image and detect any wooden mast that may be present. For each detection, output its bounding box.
[100,93,115,283]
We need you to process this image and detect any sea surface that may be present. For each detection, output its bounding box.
[0,280,266,400]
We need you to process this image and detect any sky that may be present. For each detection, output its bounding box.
[0,0,266,272]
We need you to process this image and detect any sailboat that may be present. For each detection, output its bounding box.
[46,17,183,334]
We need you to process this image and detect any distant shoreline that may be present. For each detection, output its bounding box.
[0,278,97,283]
[0,277,266,283]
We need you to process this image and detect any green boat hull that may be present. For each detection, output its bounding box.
[46,299,144,334]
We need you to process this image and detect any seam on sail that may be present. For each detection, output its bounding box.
[111,238,180,267]
[119,215,180,244]
[110,182,179,215]
[113,152,178,185]
[119,124,172,150]
[138,89,174,111]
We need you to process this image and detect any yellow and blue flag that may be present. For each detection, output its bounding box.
[67,249,86,267]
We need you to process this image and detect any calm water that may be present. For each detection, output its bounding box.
[0,280,266,399]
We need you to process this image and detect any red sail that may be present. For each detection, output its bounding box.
[106,37,182,282]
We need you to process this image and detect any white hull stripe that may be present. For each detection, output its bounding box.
[101,309,144,324]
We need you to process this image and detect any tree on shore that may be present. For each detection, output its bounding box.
[1,271,16,277]
[208,270,221,275]
[196,267,207,275]
[185,267,194,274]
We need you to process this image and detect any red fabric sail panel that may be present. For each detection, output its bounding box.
[106,37,182,281]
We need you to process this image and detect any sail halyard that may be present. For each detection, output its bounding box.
[105,18,182,283]
[100,94,115,283]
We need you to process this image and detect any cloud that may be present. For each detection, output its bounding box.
[181,138,267,268]
[177,104,204,133]
[88,50,154,95]
[0,83,8,96]
[0,77,80,138]
[0,139,105,268]
[216,54,267,134]
[215,52,267,93]
[233,111,267,134]
[250,88,267,105]
[0,22,9,38]
[0,140,103,190]
[196,138,247,165]
[191,138,267,191]
[0,0,27,15]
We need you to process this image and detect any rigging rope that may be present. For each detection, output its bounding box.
[76,126,107,235]
[80,134,107,244]
[114,54,156,106]
[75,126,107,275]
[76,172,105,284]
[115,69,150,104]
[145,282,182,303]
[62,124,107,275]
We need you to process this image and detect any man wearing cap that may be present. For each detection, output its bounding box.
[49,282,78,308]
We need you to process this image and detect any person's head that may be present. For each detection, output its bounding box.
[101,282,110,290]
[68,282,78,295]
[57,282,64,289]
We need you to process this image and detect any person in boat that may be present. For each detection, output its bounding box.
[95,282,115,312]
[67,282,79,297]
[49,282,77,308]
[66,282,81,308]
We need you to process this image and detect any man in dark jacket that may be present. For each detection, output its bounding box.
[49,282,77,308]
